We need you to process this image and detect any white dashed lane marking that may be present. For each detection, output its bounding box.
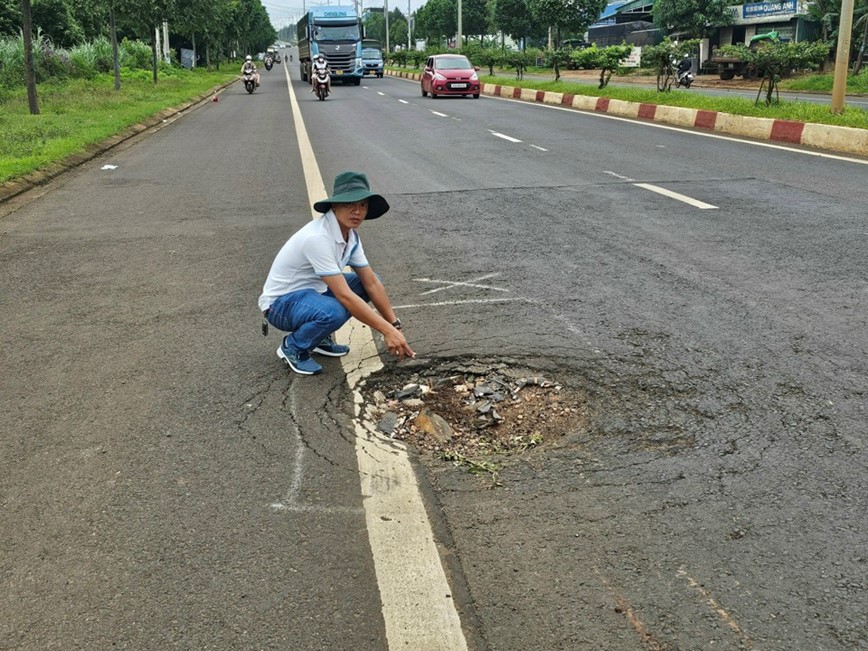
[634,183,719,210]
[489,130,522,143]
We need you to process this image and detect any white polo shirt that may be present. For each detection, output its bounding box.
[258,211,369,312]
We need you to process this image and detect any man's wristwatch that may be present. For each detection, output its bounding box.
[391,318,402,330]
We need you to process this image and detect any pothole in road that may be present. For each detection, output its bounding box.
[358,358,590,480]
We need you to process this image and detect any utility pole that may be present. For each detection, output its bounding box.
[408,0,411,50]
[385,0,390,54]
[22,0,39,114]
[162,21,170,64]
[830,0,855,114]
[457,0,462,49]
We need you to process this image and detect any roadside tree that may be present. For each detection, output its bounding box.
[475,46,503,74]
[1,2,22,36]
[527,0,606,79]
[408,49,426,67]
[114,0,176,83]
[492,0,545,50]
[719,39,830,104]
[573,42,633,87]
[365,11,386,44]
[504,46,534,78]
[853,0,867,74]
[462,0,490,42]
[414,0,456,46]
[175,0,230,69]
[652,0,733,38]
[31,0,85,47]
[22,0,39,113]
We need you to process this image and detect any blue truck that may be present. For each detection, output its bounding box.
[297,6,364,85]
[361,39,384,78]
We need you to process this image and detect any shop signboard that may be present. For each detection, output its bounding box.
[742,0,797,18]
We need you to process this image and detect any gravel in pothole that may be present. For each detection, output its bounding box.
[359,360,590,463]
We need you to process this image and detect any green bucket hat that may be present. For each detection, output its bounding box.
[313,170,390,220]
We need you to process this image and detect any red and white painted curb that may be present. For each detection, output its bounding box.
[388,70,867,157]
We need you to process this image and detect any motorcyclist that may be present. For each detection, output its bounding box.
[311,54,331,95]
[241,55,260,87]
[676,56,692,83]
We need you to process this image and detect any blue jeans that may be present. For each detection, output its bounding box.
[265,273,371,353]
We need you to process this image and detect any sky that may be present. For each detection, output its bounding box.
[263,0,425,32]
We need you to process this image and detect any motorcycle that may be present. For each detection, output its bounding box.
[264,56,273,71]
[676,69,694,89]
[314,69,330,101]
[674,60,694,89]
[242,70,257,94]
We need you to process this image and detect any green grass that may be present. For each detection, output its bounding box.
[390,65,868,129]
[0,68,237,184]
[780,70,868,93]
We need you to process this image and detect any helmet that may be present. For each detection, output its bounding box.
[245,55,252,61]
[317,54,325,61]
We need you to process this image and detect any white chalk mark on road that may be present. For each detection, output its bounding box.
[414,272,509,295]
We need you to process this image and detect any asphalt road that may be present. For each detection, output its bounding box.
[1,56,866,650]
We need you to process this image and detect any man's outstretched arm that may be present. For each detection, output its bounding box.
[322,271,414,359]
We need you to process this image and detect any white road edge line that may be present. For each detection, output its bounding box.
[634,182,719,209]
[285,65,469,651]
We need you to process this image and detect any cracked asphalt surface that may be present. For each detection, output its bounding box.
[1,63,866,650]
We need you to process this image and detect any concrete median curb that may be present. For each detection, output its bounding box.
[386,70,866,157]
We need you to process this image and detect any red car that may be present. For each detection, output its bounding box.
[421,54,481,99]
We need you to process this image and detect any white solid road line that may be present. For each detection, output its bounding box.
[285,65,469,650]
[633,182,719,209]
[284,63,326,216]
[342,320,469,651]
